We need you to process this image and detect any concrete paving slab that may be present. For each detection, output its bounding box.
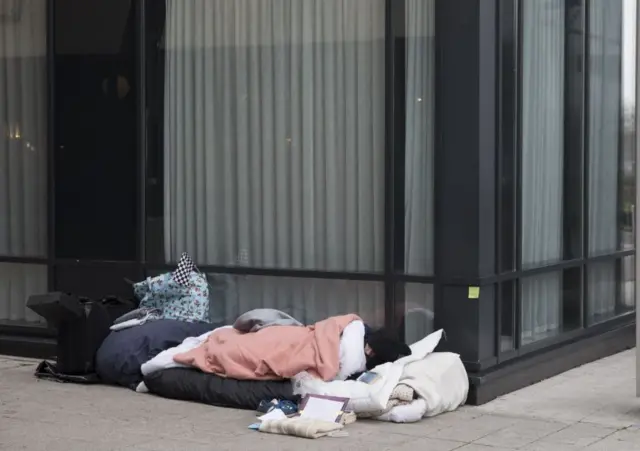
[1,349,640,450]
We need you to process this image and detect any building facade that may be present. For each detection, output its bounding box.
[0,0,637,404]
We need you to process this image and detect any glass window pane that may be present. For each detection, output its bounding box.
[587,261,617,324]
[621,255,635,311]
[520,0,565,269]
[500,281,515,352]
[0,0,48,258]
[401,283,434,345]
[404,0,435,275]
[54,0,137,261]
[520,271,565,345]
[515,268,580,348]
[562,266,582,332]
[587,256,635,325]
[149,0,386,272]
[621,0,637,251]
[0,263,47,327]
[563,0,586,261]
[498,0,518,272]
[147,271,386,329]
[587,0,636,255]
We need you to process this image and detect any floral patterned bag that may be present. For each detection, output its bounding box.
[133,252,210,323]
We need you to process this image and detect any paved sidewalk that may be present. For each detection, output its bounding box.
[1,350,640,450]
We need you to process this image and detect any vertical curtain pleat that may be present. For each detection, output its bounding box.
[164,0,389,325]
[0,0,48,324]
[587,0,623,322]
[521,0,565,344]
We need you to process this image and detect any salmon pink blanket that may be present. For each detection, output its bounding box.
[173,314,361,381]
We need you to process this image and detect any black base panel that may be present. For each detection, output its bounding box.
[466,323,635,405]
[0,335,57,360]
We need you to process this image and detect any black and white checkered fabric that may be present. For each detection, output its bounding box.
[173,252,195,286]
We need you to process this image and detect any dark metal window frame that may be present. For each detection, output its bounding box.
[0,0,438,339]
[494,0,637,366]
[1,0,634,378]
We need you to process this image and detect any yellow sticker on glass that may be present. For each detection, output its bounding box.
[468,286,480,299]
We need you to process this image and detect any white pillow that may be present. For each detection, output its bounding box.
[335,320,367,381]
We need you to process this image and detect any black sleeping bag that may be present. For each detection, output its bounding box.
[95,320,217,389]
[144,368,299,410]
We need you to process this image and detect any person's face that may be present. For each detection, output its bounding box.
[364,343,374,357]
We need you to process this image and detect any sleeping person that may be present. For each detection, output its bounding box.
[344,326,412,380]
[173,314,361,381]
[170,312,411,382]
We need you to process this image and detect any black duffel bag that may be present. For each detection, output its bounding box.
[27,292,136,379]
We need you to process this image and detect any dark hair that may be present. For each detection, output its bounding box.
[364,328,411,370]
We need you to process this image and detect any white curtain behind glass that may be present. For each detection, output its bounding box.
[587,0,624,323]
[163,0,385,272]
[163,0,386,325]
[0,263,47,323]
[163,0,435,336]
[405,0,434,277]
[520,0,565,344]
[0,0,48,324]
[404,0,435,343]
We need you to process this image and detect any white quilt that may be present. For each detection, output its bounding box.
[292,329,469,422]
[374,352,468,422]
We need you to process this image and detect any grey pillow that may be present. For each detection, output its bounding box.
[233,308,303,333]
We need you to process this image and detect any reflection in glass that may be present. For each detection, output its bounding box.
[500,281,515,352]
[203,274,384,329]
[402,283,434,345]
[586,0,636,322]
[620,256,635,311]
[587,257,635,325]
[0,0,47,258]
[521,272,562,345]
[0,263,47,327]
[621,0,637,252]
[520,267,581,346]
[561,266,582,332]
[159,0,385,272]
[587,0,635,256]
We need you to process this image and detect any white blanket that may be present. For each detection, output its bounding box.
[374,352,468,422]
[292,329,468,422]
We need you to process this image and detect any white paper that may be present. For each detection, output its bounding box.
[300,397,346,423]
[258,409,286,421]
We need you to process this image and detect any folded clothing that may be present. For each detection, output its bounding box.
[111,308,163,331]
[143,367,299,410]
[258,418,344,439]
[357,384,415,419]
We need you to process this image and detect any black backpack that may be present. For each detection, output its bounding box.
[27,292,135,379]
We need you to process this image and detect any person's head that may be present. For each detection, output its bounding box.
[364,328,411,370]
